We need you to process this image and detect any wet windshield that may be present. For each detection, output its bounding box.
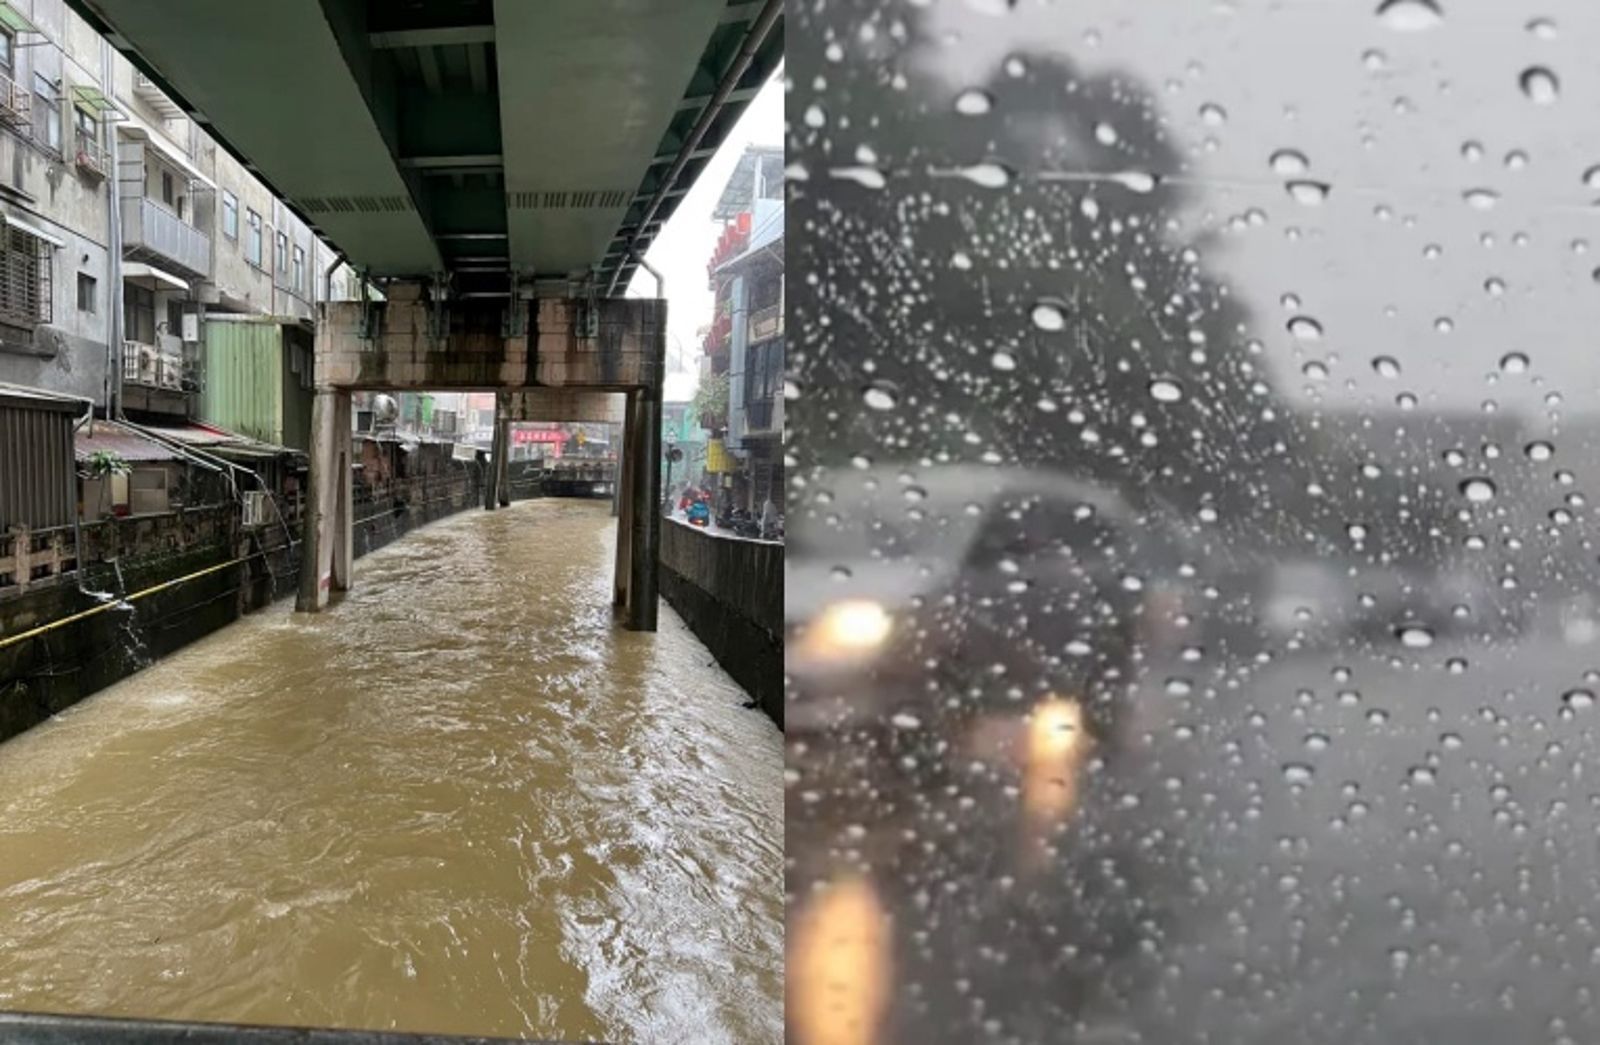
[785,1,1600,1041]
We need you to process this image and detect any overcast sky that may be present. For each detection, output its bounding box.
[627,68,784,403]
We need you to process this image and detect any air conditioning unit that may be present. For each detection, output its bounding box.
[240,490,271,528]
[157,352,183,389]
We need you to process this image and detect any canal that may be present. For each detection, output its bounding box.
[0,500,784,1043]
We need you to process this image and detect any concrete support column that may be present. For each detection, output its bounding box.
[485,392,508,510]
[613,393,637,610]
[295,389,353,612]
[496,397,512,508]
[626,385,662,632]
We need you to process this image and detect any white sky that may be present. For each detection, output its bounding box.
[628,68,784,403]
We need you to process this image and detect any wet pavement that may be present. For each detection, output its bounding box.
[0,500,783,1044]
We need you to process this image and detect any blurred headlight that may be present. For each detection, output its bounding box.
[796,599,893,666]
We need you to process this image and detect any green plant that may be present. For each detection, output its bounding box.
[87,450,131,477]
[693,372,729,423]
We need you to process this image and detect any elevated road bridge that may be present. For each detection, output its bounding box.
[67,0,782,629]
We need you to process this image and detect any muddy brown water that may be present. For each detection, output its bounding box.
[0,500,783,1043]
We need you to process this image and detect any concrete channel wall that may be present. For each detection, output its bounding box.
[658,518,783,727]
[0,462,491,745]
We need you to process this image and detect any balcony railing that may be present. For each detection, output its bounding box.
[0,70,29,131]
[749,303,783,343]
[121,195,211,278]
[74,132,107,179]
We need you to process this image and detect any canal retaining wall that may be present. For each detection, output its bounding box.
[658,518,783,727]
[0,460,491,744]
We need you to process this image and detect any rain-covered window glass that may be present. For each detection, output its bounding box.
[785,2,1600,1042]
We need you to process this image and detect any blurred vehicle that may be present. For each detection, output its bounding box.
[686,500,711,528]
[786,467,1215,777]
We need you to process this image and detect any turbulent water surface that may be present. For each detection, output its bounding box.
[0,500,783,1043]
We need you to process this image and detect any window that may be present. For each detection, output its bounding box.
[32,75,59,153]
[160,171,174,207]
[75,272,95,314]
[0,31,14,77]
[275,230,288,276]
[123,283,154,344]
[245,209,262,267]
[0,227,52,331]
[165,300,183,339]
[221,192,238,240]
[292,244,305,294]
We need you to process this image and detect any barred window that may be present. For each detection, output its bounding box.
[0,227,52,329]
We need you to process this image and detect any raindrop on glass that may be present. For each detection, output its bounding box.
[1565,689,1595,710]
[1463,188,1500,210]
[1526,440,1554,461]
[1148,378,1184,403]
[1397,624,1435,649]
[954,88,993,115]
[1031,299,1069,331]
[1459,477,1497,503]
[1286,180,1331,206]
[1199,102,1227,126]
[1519,66,1560,105]
[862,382,900,411]
[1287,315,1324,340]
[990,350,1017,371]
[1375,0,1443,32]
[1500,351,1530,374]
[1270,149,1310,176]
[1527,17,1557,39]
[1372,356,1401,378]
[1283,762,1315,785]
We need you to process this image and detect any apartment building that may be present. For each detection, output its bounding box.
[703,143,784,511]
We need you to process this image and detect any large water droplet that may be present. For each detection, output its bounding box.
[1460,477,1497,502]
[1408,765,1437,785]
[1198,102,1227,126]
[1270,149,1310,176]
[862,381,900,411]
[1376,0,1443,32]
[1109,170,1158,193]
[1565,689,1595,710]
[1463,188,1500,210]
[1165,678,1194,697]
[1526,440,1554,461]
[1287,315,1324,340]
[954,162,1012,188]
[1527,17,1557,39]
[1283,762,1315,785]
[1520,66,1560,105]
[1304,733,1331,753]
[1372,356,1401,378]
[1094,121,1119,145]
[990,350,1017,371]
[1302,360,1329,380]
[1573,165,1596,189]
[1148,378,1184,403]
[1030,299,1069,331]
[1397,624,1436,648]
[954,88,993,115]
[829,166,886,189]
[1286,180,1331,206]
[1500,351,1530,373]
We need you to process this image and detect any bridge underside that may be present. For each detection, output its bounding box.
[295,293,665,630]
[71,0,782,294]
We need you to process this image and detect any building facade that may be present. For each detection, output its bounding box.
[703,143,783,512]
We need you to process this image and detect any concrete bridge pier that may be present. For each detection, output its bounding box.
[295,388,353,612]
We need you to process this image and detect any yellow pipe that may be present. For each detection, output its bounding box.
[0,552,258,653]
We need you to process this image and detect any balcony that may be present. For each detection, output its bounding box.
[132,72,184,121]
[121,195,210,278]
[0,70,28,132]
[748,303,783,343]
[73,132,107,180]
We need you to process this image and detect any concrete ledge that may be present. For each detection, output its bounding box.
[659,518,782,728]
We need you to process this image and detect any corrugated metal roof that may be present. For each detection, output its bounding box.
[74,423,181,463]
[144,422,301,460]
[0,385,88,413]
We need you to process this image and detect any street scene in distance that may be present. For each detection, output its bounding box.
[786,1,1600,1042]
[0,1,783,1042]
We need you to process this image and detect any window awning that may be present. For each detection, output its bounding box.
[69,84,122,118]
[117,112,218,191]
[0,2,40,35]
[3,213,64,248]
[122,262,188,291]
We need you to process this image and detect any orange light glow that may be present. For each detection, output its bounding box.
[788,874,893,1045]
